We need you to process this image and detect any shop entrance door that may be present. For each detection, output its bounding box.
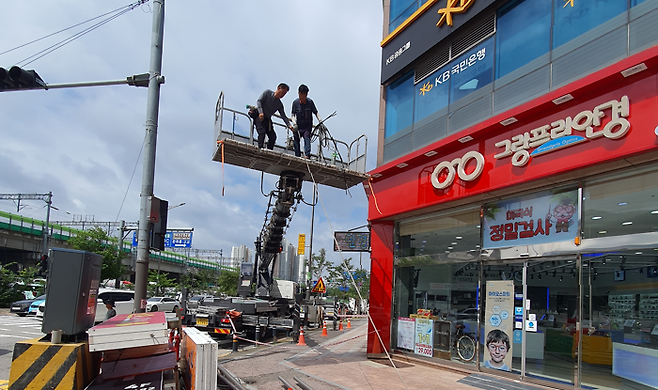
[521,258,578,387]
[481,257,578,388]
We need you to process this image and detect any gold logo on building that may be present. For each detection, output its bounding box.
[437,0,476,27]
[563,0,574,7]
[419,81,433,96]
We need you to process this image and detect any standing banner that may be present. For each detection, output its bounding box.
[414,318,433,357]
[484,281,514,371]
[397,317,415,350]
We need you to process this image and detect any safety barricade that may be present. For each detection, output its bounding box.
[9,337,100,390]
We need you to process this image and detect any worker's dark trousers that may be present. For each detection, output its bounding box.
[256,117,276,149]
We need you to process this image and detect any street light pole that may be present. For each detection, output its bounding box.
[305,184,316,300]
[134,0,165,313]
[42,192,52,257]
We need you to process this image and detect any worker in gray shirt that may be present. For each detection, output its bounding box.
[256,83,293,149]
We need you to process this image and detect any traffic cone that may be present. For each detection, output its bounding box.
[338,318,344,331]
[347,318,352,329]
[321,320,328,337]
[297,326,307,346]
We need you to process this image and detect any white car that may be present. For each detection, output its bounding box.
[146,297,180,313]
[36,301,45,319]
[95,289,135,322]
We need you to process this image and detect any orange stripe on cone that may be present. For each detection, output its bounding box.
[321,320,328,337]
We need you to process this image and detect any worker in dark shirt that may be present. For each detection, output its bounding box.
[256,83,293,149]
[291,84,321,158]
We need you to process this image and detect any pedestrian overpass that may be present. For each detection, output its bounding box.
[0,210,231,276]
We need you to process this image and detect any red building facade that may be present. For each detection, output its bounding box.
[369,1,658,388]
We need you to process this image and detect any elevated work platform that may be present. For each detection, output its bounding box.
[213,91,370,190]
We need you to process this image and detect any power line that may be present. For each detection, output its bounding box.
[0,2,145,57]
[1,0,150,67]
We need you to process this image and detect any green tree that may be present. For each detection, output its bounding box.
[179,268,221,296]
[311,248,331,281]
[16,266,45,296]
[326,257,356,299]
[68,227,126,281]
[148,270,176,297]
[352,268,370,301]
[216,269,239,296]
[0,264,21,307]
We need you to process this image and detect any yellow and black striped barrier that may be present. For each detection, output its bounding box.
[9,337,100,390]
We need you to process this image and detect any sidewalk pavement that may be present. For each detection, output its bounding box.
[219,320,542,390]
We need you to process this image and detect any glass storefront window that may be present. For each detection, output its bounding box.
[495,0,551,79]
[583,165,658,239]
[552,0,627,49]
[398,208,480,258]
[449,38,494,103]
[392,260,480,366]
[581,252,658,390]
[393,208,481,364]
[385,70,414,138]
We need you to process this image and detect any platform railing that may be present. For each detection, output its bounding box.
[214,92,368,174]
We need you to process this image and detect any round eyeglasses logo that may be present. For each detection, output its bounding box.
[430,150,485,190]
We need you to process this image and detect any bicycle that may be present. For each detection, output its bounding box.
[454,323,476,362]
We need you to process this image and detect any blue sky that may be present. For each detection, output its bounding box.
[0,1,383,271]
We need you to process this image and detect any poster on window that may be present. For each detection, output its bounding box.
[397,317,415,351]
[414,318,433,357]
[483,188,579,249]
[484,281,514,371]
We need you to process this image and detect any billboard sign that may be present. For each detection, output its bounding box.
[333,231,370,252]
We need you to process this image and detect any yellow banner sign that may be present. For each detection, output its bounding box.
[297,234,306,255]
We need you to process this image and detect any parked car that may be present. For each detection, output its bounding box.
[10,294,46,317]
[146,297,180,313]
[95,289,135,323]
[36,301,45,319]
[29,296,47,315]
[455,307,479,320]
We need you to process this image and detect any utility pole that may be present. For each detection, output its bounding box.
[43,192,52,258]
[306,184,316,299]
[134,0,165,313]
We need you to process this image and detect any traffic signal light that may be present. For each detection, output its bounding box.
[38,254,48,277]
[149,196,168,251]
[0,66,47,92]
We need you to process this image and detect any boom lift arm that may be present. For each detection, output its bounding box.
[252,171,304,297]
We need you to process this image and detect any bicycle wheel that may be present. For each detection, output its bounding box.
[457,335,476,362]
